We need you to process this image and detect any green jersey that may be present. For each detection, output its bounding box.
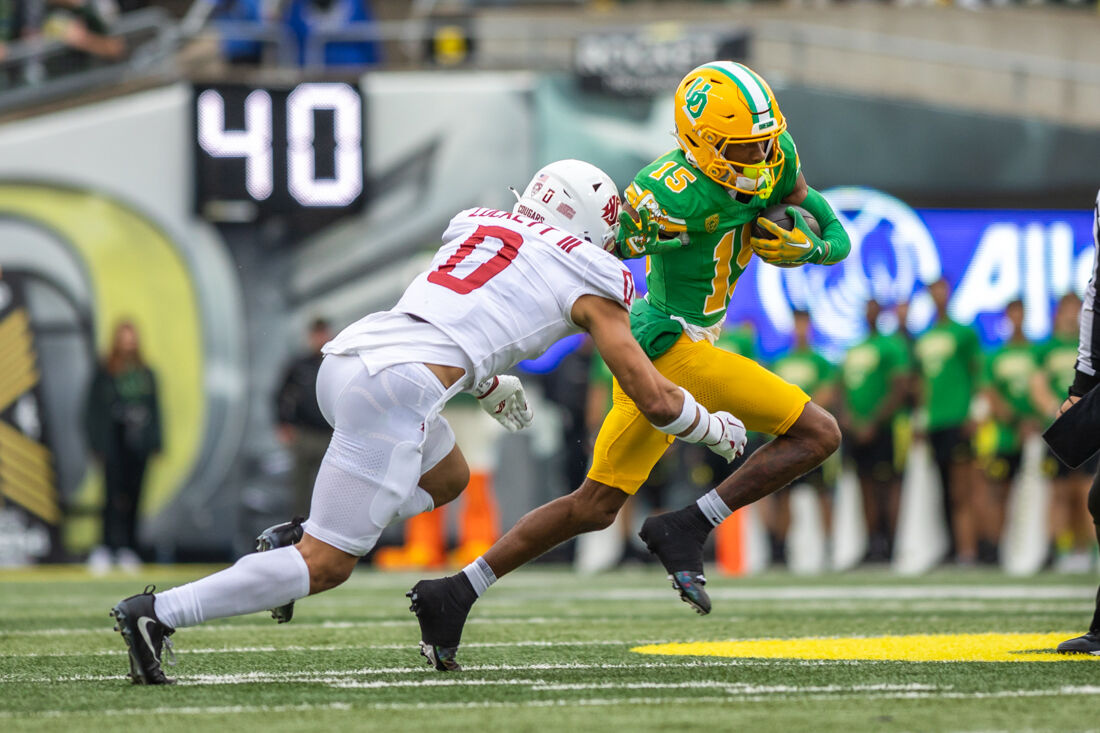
[772,346,835,398]
[914,319,981,431]
[1037,334,1078,399]
[982,339,1041,454]
[841,333,910,428]
[625,133,801,358]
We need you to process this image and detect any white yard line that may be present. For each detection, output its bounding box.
[0,616,581,638]
[0,659,864,684]
[12,687,1100,719]
[0,639,641,658]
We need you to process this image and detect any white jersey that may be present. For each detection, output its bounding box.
[324,207,635,386]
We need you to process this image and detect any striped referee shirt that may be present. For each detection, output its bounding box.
[1073,189,1100,397]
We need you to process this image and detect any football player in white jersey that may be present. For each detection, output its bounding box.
[109,159,748,685]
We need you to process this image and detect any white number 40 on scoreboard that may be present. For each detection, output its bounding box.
[194,82,364,214]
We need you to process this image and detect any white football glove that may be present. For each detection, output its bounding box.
[473,375,534,432]
[701,411,747,463]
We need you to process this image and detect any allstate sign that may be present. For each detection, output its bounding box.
[734,186,1096,361]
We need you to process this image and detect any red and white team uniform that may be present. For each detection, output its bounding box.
[308,208,635,555]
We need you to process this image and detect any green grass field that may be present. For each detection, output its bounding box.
[3,565,1100,732]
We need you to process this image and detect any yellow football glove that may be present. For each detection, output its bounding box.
[616,207,684,259]
[749,207,829,267]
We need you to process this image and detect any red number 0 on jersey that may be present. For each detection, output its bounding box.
[427,225,524,294]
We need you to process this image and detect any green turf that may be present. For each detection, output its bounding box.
[2,565,1099,732]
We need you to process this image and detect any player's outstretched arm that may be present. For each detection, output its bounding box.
[572,295,746,462]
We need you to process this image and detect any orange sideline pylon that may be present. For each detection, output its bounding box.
[373,506,447,570]
[715,507,747,576]
[449,470,500,567]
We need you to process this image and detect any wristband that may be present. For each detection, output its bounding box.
[1070,369,1098,398]
[654,388,699,436]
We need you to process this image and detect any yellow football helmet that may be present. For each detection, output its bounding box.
[673,61,787,196]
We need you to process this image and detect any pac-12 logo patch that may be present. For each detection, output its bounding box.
[683,78,712,121]
[601,195,621,227]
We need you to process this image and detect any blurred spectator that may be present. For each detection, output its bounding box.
[275,317,333,517]
[286,0,380,67]
[1034,293,1097,572]
[542,336,595,492]
[914,278,981,564]
[213,0,270,65]
[839,300,910,563]
[84,320,162,574]
[42,0,126,67]
[767,310,838,565]
[975,299,1040,565]
[0,0,28,59]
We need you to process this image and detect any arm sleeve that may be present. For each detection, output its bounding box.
[1072,190,1100,396]
[799,187,851,266]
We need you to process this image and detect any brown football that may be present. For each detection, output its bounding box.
[751,204,820,240]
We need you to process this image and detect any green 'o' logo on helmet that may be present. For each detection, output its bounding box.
[683,78,712,121]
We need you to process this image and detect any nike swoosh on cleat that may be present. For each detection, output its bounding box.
[137,616,158,657]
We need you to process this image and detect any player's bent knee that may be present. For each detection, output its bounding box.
[789,403,841,461]
[297,535,358,594]
[567,481,627,532]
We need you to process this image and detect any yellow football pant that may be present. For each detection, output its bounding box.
[587,334,810,494]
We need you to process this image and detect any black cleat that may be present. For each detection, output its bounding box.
[639,512,711,615]
[1057,631,1100,655]
[110,585,176,685]
[256,517,305,623]
[407,575,477,672]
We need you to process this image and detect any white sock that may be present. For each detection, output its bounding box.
[153,546,310,629]
[696,489,732,528]
[462,556,497,597]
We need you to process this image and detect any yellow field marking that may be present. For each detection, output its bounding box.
[632,633,1100,663]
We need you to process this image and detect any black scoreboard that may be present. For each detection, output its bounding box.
[193,82,365,221]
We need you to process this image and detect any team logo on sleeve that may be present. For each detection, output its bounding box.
[601,195,621,227]
[705,213,720,233]
[682,78,712,121]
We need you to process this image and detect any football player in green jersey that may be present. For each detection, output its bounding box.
[768,309,838,565]
[914,278,982,564]
[410,62,850,665]
[840,300,911,563]
[975,299,1041,565]
[1033,293,1097,571]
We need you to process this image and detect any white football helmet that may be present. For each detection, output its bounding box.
[512,159,622,252]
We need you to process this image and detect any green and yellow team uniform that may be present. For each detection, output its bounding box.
[772,346,835,400]
[1037,335,1078,425]
[914,320,981,431]
[841,333,910,433]
[979,341,1042,455]
[976,340,1041,480]
[587,133,813,493]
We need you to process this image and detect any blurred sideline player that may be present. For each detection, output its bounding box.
[409,61,850,670]
[108,159,748,684]
[1033,293,1097,572]
[839,300,910,563]
[1055,189,1100,654]
[974,299,1039,565]
[767,309,838,565]
[914,278,982,564]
